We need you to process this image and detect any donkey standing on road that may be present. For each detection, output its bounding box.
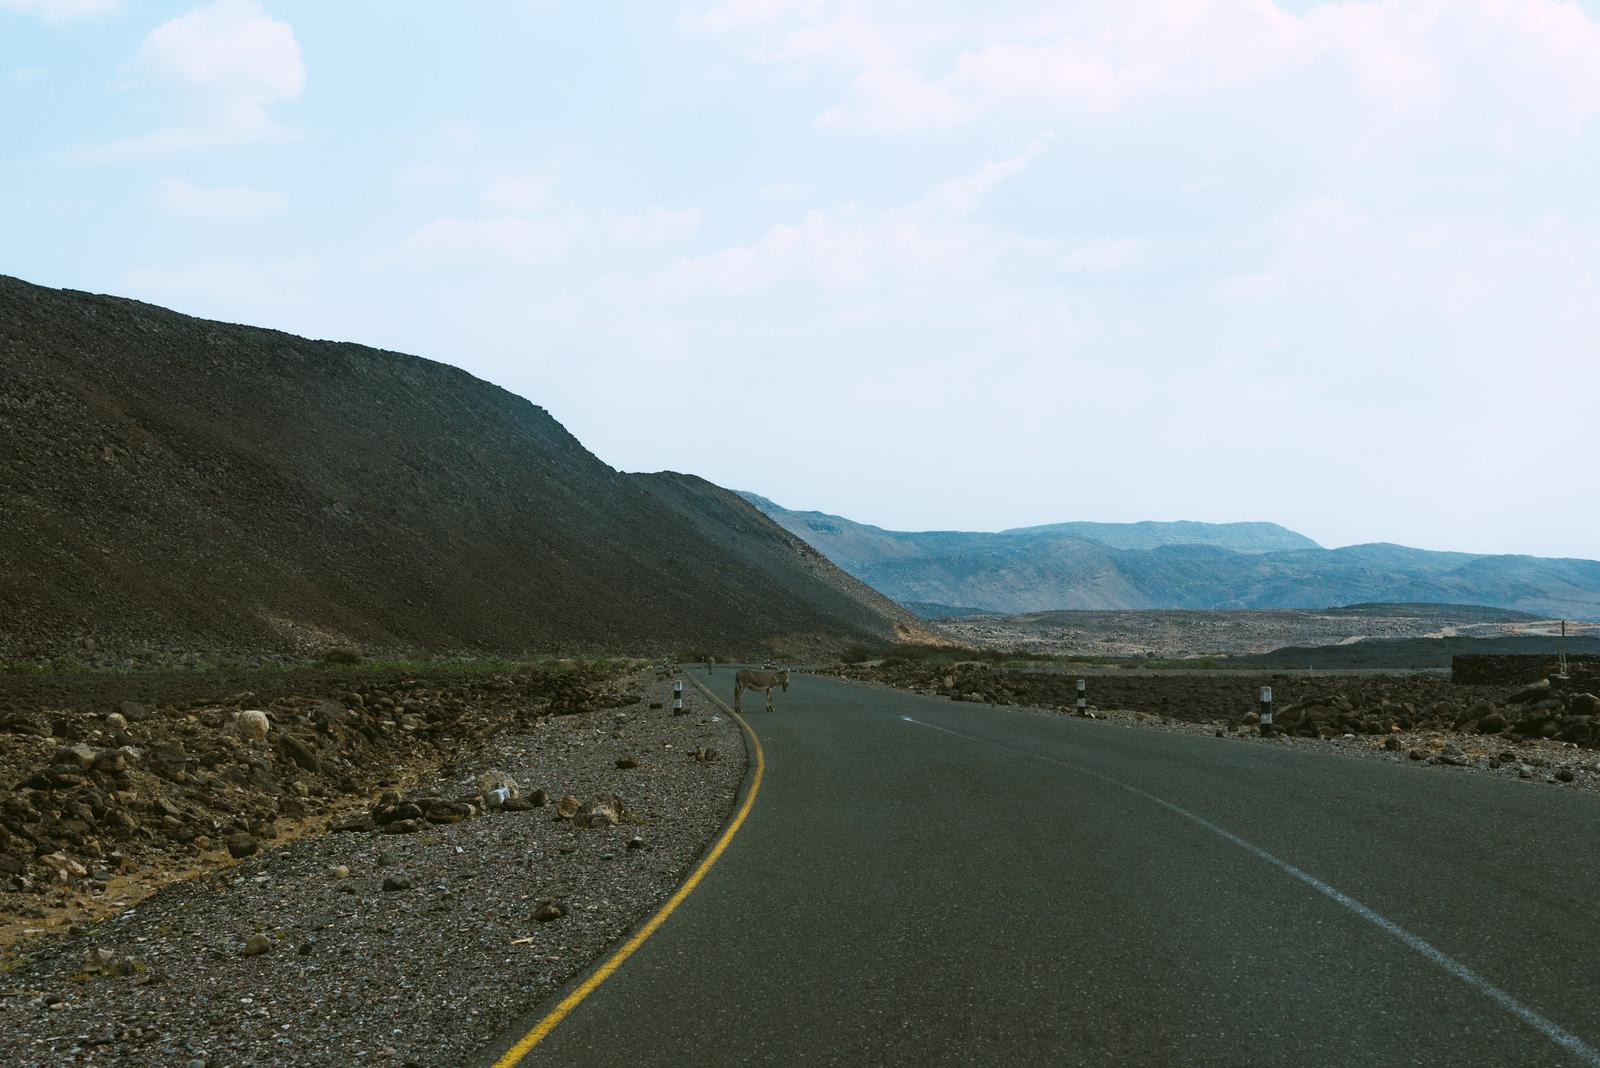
[734,667,790,712]
[706,656,716,674]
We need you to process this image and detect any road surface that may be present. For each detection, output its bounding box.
[481,672,1600,1066]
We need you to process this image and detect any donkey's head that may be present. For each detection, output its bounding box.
[780,668,791,691]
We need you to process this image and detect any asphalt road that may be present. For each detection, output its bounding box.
[482,672,1600,1067]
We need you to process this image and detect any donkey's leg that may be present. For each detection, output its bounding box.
[733,680,743,712]
[766,687,775,712]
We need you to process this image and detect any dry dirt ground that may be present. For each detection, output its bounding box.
[0,665,745,1066]
[936,606,1600,659]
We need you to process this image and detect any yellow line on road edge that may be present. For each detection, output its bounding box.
[490,675,764,1067]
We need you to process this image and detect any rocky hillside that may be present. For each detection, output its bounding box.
[742,494,1600,619]
[0,275,917,661]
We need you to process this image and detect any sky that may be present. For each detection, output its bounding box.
[4,0,1599,559]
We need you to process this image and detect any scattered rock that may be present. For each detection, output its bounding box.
[382,875,412,892]
[332,865,350,879]
[477,770,520,797]
[225,833,259,859]
[241,933,272,957]
[555,795,581,819]
[237,710,271,741]
[575,799,619,829]
[533,902,565,923]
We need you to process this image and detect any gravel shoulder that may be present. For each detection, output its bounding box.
[0,669,745,1067]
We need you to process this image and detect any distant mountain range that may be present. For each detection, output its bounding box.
[739,493,1600,620]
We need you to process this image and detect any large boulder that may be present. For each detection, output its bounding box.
[1508,680,1554,704]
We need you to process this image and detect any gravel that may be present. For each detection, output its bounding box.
[0,672,745,1066]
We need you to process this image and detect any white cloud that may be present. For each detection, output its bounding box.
[912,133,1050,216]
[1059,238,1146,274]
[0,0,117,21]
[480,176,552,213]
[694,1,1600,143]
[757,179,814,201]
[816,66,973,132]
[9,67,48,85]
[404,214,582,263]
[611,205,702,246]
[396,165,460,189]
[158,177,286,219]
[83,0,305,159]
[646,139,1054,306]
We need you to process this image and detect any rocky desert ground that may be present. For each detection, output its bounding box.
[0,661,744,1066]
[935,604,1600,660]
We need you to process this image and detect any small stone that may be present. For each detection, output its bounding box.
[54,743,97,770]
[575,799,619,828]
[615,756,640,769]
[237,710,270,741]
[555,795,581,819]
[477,770,520,797]
[226,833,258,859]
[297,938,316,956]
[382,876,412,892]
[241,933,271,957]
[533,902,565,923]
[627,836,644,850]
[331,865,350,880]
[1556,767,1576,783]
[425,801,474,824]
[104,712,129,732]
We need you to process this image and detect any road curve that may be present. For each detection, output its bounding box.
[479,672,1600,1067]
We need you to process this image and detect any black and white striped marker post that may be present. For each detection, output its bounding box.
[1076,678,1087,715]
[1259,685,1273,736]
[672,680,683,714]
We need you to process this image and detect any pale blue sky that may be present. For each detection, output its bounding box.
[4,1,1599,558]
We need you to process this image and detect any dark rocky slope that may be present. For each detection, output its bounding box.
[0,275,915,660]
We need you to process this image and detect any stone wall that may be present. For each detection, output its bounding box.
[1452,654,1600,686]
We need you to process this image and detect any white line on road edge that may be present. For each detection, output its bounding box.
[900,715,1600,1067]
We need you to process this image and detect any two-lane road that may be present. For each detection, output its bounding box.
[482,672,1600,1066]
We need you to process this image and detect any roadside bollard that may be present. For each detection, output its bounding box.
[1076,678,1087,715]
[673,680,683,714]
[1259,685,1274,736]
